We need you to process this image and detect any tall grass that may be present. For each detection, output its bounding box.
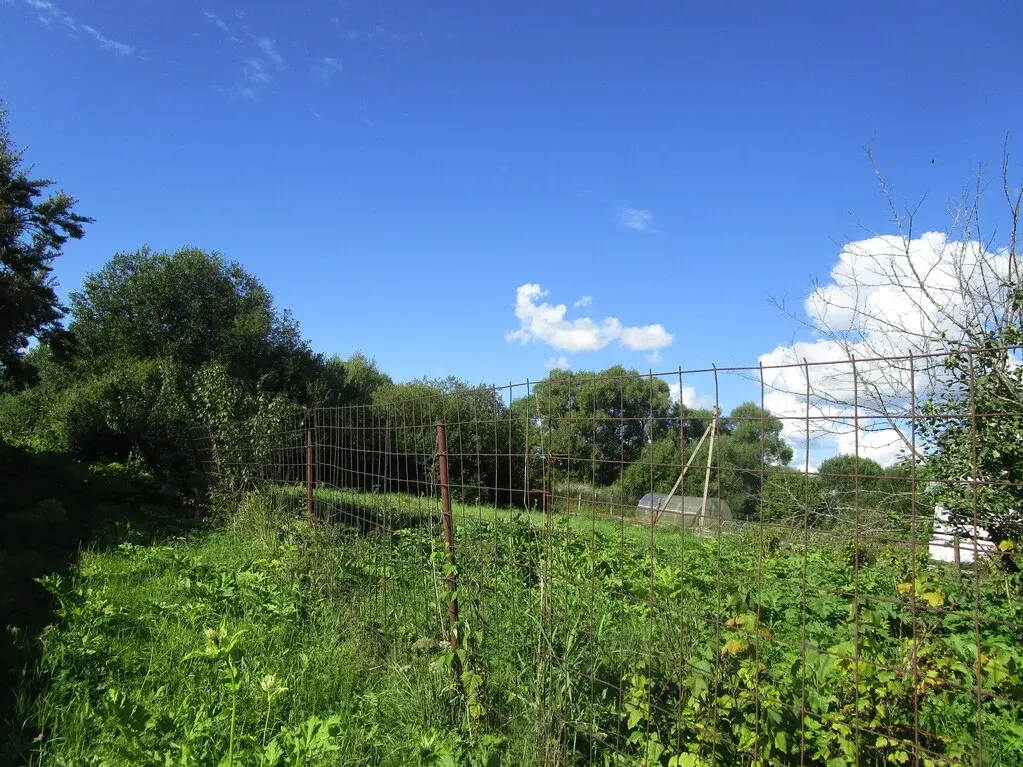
[10,486,1023,766]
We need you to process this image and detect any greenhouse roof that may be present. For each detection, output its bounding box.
[637,493,732,519]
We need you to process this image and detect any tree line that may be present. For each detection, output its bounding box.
[2,103,1021,550]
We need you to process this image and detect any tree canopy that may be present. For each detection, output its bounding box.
[0,105,92,387]
[616,402,792,518]
[68,247,317,399]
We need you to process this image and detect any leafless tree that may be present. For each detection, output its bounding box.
[765,141,1023,460]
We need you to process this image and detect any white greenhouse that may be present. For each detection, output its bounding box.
[637,493,733,532]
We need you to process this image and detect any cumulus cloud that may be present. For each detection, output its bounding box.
[621,325,674,351]
[615,204,655,233]
[545,357,571,370]
[760,231,1013,466]
[669,382,716,411]
[506,284,674,354]
[23,0,134,55]
[573,295,592,308]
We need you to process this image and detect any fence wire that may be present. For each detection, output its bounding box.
[203,350,1023,767]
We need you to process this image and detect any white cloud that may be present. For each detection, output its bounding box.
[79,24,133,55]
[201,9,229,33]
[615,204,655,233]
[506,283,675,354]
[760,231,1012,466]
[646,351,661,364]
[256,37,283,68]
[545,357,571,370]
[573,295,592,308]
[621,325,674,351]
[242,57,270,83]
[311,56,344,82]
[669,383,715,410]
[230,83,257,101]
[23,0,134,55]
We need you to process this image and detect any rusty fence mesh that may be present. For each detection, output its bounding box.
[202,350,1023,766]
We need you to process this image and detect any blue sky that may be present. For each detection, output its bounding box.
[3,0,1023,413]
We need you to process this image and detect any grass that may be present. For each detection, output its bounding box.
[16,499,488,766]
[7,483,1023,766]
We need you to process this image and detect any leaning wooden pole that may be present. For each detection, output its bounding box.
[700,409,719,533]
[654,421,713,527]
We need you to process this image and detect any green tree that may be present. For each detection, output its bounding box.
[368,377,532,505]
[923,336,1023,563]
[817,455,885,499]
[337,352,392,405]
[761,466,826,526]
[616,402,792,518]
[529,366,672,486]
[0,105,92,386]
[68,247,317,400]
[713,403,794,518]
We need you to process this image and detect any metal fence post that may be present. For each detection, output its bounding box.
[435,422,462,680]
[305,426,315,525]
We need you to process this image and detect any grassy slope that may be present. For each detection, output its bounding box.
[9,485,1023,766]
[0,443,198,763]
[18,494,530,766]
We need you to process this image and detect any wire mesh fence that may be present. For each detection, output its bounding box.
[202,350,1023,766]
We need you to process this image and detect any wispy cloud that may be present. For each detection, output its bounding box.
[242,57,271,84]
[344,26,425,45]
[507,283,674,354]
[22,0,134,55]
[199,12,285,101]
[545,357,571,370]
[230,84,257,101]
[615,204,656,233]
[256,37,283,68]
[311,56,344,83]
[573,295,592,309]
[201,9,230,33]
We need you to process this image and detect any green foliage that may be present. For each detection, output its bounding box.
[924,338,1023,561]
[7,486,1023,765]
[0,247,396,495]
[341,352,393,405]
[0,104,92,386]
[196,362,305,496]
[0,446,193,760]
[616,402,792,518]
[316,376,538,506]
[761,459,917,532]
[526,367,673,486]
[68,246,318,398]
[761,466,827,525]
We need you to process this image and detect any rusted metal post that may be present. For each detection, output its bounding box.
[305,427,314,525]
[435,423,462,678]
